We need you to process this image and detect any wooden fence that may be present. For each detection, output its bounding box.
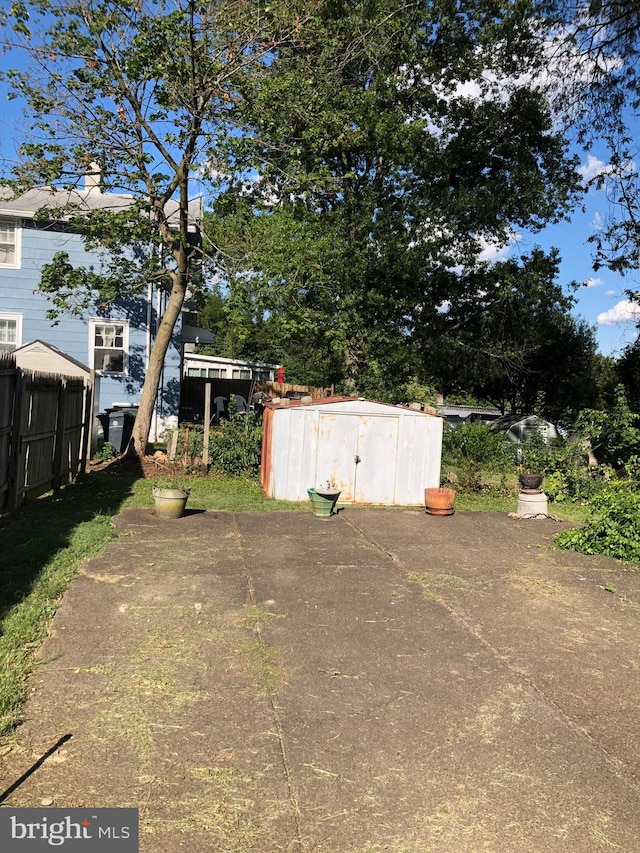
[0,355,92,513]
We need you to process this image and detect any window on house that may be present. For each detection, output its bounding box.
[0,313,21,352]
[90,321,127,373]
[232,369,251,379]
[0,220,20,267]
[207,368,221,378]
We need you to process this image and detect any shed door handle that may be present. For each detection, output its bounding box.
[354,455,361,464]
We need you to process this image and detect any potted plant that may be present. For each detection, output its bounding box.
[424,486,456,516]
[307,480,341,517]
[152,477,191,518]
[519,472,543,492]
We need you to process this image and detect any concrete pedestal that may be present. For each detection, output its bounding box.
[516,491,548,519]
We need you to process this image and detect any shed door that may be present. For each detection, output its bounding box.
[353,415,399,504]
[315,412,400,504]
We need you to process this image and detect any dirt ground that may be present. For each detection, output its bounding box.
[1,507,640,852]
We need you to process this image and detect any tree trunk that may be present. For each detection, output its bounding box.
[130,278,187,458]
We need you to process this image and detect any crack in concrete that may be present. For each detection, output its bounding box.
[230,515,304,849]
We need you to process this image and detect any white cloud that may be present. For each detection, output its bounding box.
[579,156,609,182]
[606,289,617,296]
[584,276,603,288]
[591,211,604,230]
[476,231,520,264]
[597,299,640,326]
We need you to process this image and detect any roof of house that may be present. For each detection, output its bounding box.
[0,185,202,229]
[438,404,501,418]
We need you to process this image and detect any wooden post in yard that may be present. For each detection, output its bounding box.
[7,368,23,512]
[52,381,67,491]
[202,382,211,474]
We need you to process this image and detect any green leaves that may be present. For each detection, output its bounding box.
[556,480,640,562]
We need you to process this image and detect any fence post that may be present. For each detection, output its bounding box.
[52,381,67,491]
[202,382,211,473]
[79,381,93,474]
[7,371,24,512]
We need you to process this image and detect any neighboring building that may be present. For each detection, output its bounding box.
[491,413,560,445]
[182,351,279,382]
[437,403,502,429]
[491,414,561,462]
[0,182,201,439]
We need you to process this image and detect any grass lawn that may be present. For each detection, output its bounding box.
[0,467,588,741]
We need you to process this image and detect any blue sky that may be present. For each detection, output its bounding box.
[515,137,640,358]
[1,49,638,359]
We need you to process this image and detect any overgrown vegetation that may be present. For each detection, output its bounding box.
[442,422,514,492]
[557,477,640,562]
[164,407,264,477]
[209,411,263,476]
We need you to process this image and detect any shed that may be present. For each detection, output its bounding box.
[13,340,93,381]
[14,340,99,453]
[261,397,443,505]
[491,414,560,447]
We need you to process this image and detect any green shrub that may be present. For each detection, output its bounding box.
[442,422,513,492]
[574,385,640,468]
[210,412,263,476]
[443,422,512,469]
[94,441,115,462]
[544,470,569,502]
[556,480,640,561]
[521,434,607,503]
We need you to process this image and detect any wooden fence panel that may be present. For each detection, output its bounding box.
[0,357,18,512]
[0,367,92,513]
[19,376,60,501]
[258,381,331,400]
[59,381,87,484]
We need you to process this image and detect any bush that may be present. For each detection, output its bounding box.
[556,480,640,561]
[442,422,513,492]
[443,422,512,468]
[163,426,205,474]
[574,385,640,468]
[521,434,607,503]
[210,412,263,476]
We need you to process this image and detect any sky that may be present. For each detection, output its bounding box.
[511,137,640,359]
[1,41,639,359]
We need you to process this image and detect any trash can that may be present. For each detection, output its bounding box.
[97,412,110,441]
[107,409,136,453]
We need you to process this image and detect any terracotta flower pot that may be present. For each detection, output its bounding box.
[424,487,456,516]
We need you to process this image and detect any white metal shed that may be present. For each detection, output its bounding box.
[261,397,443,505]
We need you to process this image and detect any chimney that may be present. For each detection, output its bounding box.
[84,161,102,192]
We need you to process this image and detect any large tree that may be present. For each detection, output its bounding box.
[422,248,600,422]
[0,0,307,455]
[550,0,640,276]
[210,0,583,394]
